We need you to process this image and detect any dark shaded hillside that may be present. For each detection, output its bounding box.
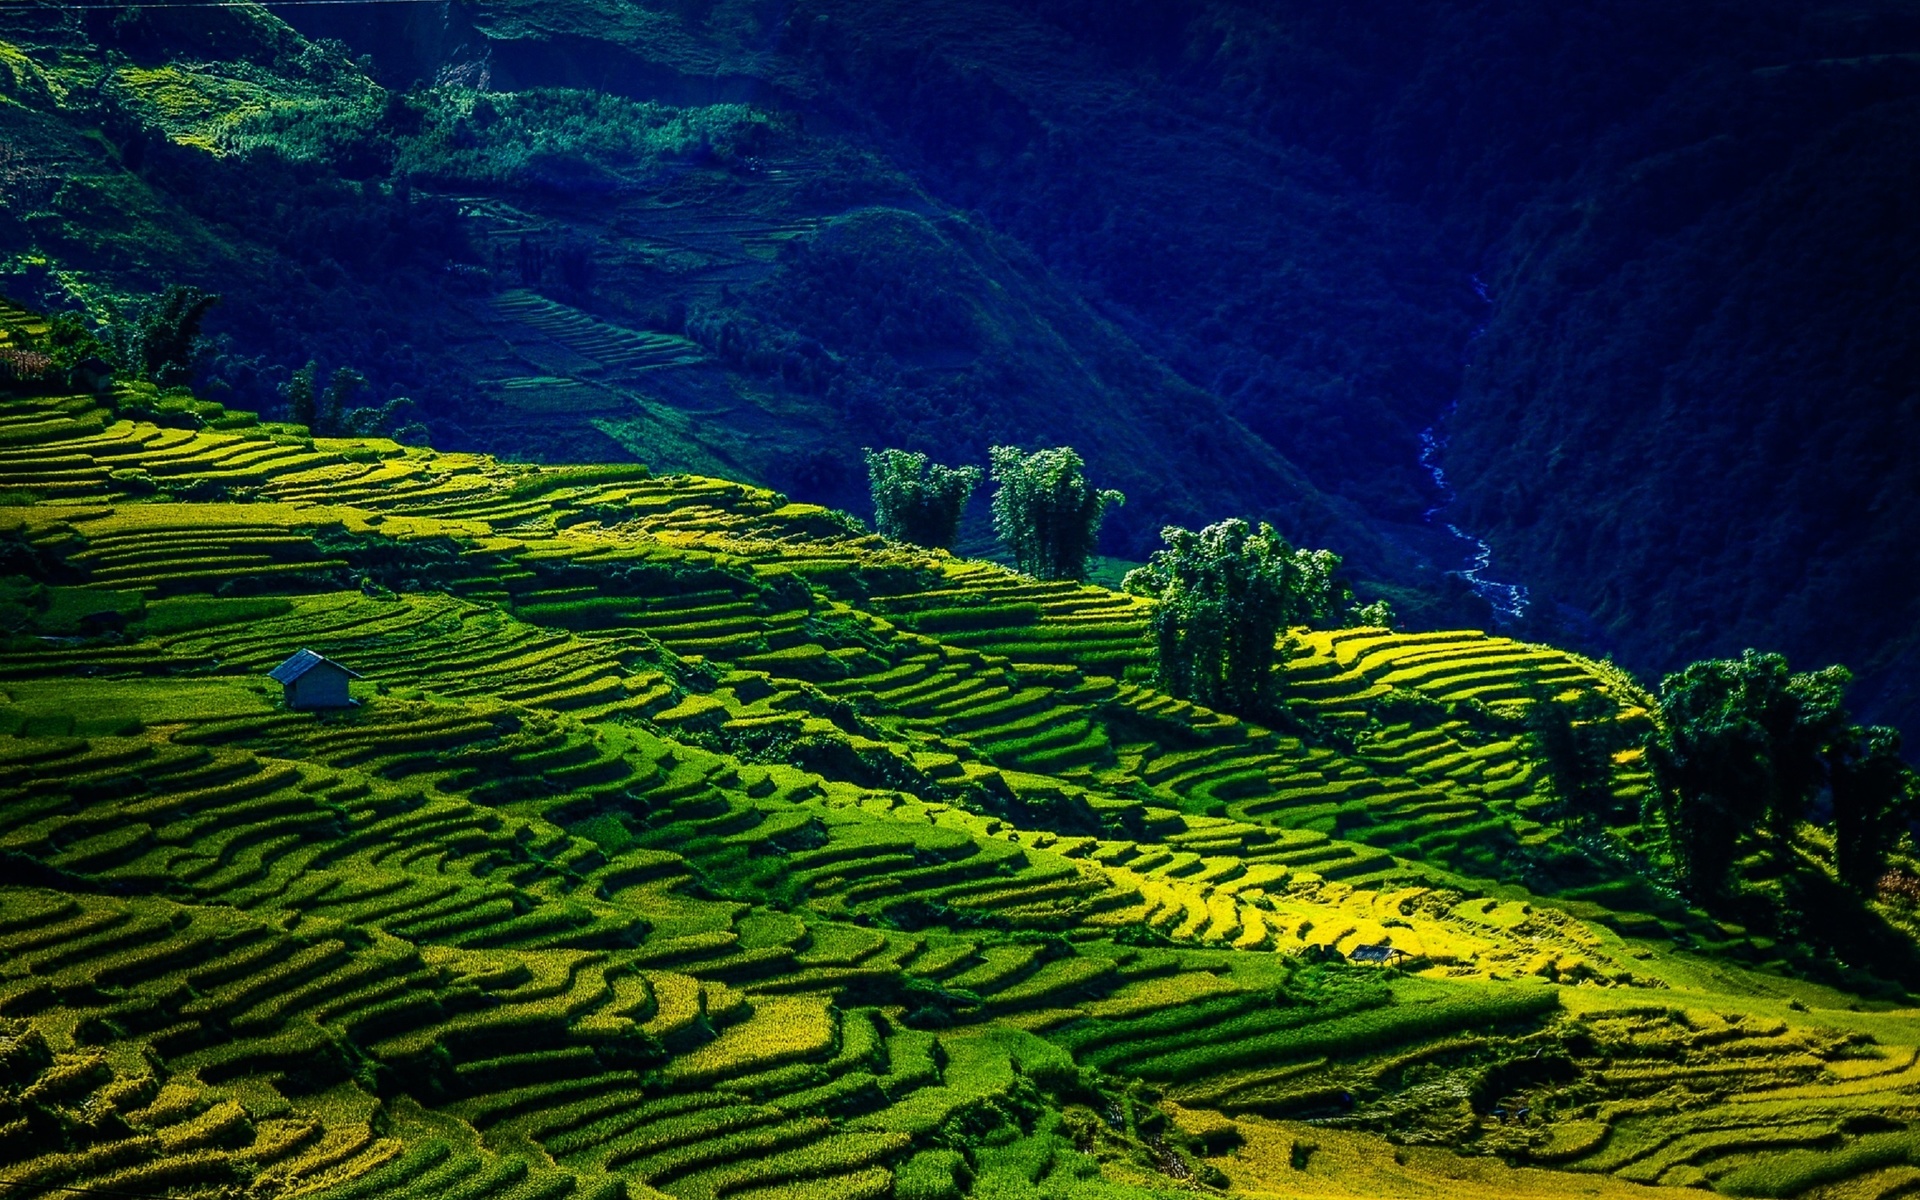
[291,0,1920,727]
[1148,0,1920,728]
[1444,44,1920,732]
[687,207,1360,557]
[282,0,1485,537]
[768,0,1475,524]
[0,0,1441,595]
[802,0,1920,727]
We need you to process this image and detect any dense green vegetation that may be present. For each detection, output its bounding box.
[986,446,1122,583]
[0,2,1419,597]
[1123,519,1383,720]
[2,0,1914,732]
[1648,653,1918,941]
[0,6,1915,1197]
[5,295,1920,1198]
[17,0,1912,739]
[1391,5,1920,733]
[865,448,979,552]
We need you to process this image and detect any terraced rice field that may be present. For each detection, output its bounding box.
[6,371,1920,1200]
[488,291,707,381]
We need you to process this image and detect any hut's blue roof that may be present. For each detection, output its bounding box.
[268,649,361,684]
[1349,943,1406,963]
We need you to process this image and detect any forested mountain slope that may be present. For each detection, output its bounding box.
[0,0,1432,597]
[3,0,1918,723]
[1447,54,1920,733]
[302,0,1920,730]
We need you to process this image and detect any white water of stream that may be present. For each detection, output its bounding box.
[1419,422,1528,621]
[1418,277,1530,622]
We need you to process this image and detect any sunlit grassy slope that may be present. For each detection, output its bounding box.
[6,340,1920,1197]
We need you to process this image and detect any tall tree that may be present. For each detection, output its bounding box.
[1648,650,1866,898]
[988,446,1123,582]
[285,360,318,431]
[1829,725,1917,892]
[865,448,981,550]
[135,285,219,386]
[320,367,366,437]
[1122,519,1346,716]
[1525,687,1619,824]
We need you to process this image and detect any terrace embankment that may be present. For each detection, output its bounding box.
[6,365,1920,1199]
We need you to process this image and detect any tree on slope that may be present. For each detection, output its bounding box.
[989,445,1123,581]
[1829,724,1918,891]
[285,360,318,430]
[1121,519,1321,715]
[1123,519,1393,718]
[1525,686,1620,824]
[320,367,366,437]
[1647,649,1892,899]
[286,362,425,442]
[134,285,219,386]
[865,447,982,550]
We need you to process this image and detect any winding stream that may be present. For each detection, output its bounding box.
[1418,283,1531,622]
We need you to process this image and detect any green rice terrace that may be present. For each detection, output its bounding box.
[7,311,1920,1200]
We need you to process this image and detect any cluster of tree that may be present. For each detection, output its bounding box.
[126,286,220,386]
[864,448,980,550]
[11,286,218,394]
[285,360,426,442]
[1648,650,1917,901]
[863,446,1404,719]
[1119,518,1392,719]
[862,444,1123,583]
[42,313,114,377]
[988,446,1124,582]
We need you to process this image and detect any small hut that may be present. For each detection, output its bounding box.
[269,649,361,710]
[1348,943,1409,966]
